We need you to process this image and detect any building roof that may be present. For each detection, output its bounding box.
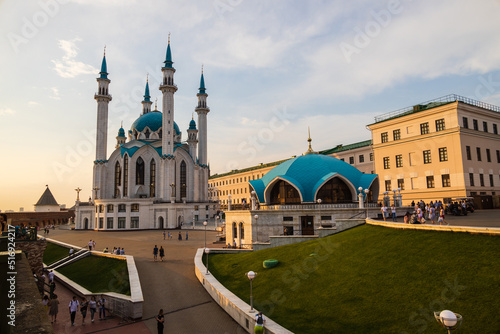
[130,110,181,135]
[249,154,378,203]
[371,94,500,124]
[120,140,187,158]
[189,118,197,130]
[35,187,59,206]
[210,158,291,180]
[99,55,108,79]
[319,139,372,155]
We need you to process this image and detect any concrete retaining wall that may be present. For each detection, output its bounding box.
[194,249,293,334]
[366,219,500,235]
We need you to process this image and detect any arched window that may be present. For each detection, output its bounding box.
[239,222,244,240]
[136,157,145,185]
[316,177,352,204]
[270,180,301,205]
[180,160,187,198]
[114,161,121,198]
[150,159,156,197]
[233,222,237,239]
[123,155,129,197]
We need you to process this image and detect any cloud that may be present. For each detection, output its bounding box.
[28,101,39,106]
[0,108,16,116]
[52,38,97,78]
[50,87,61,100]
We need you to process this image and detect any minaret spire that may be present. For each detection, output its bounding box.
[195,66,210,202]
[99,46,108,79]
[142,75,152,114]
[304,127,317,155]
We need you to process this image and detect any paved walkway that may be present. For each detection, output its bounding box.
[47,229,242,334]
[379,208,500,227]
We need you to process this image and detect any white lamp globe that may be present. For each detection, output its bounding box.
[358,186,363,192]
[317,199,322,204]
[364,189,369,194]
[205,248,210,254]
[247,271,257,280]
[254,215,259,219]
[440,310,457,327]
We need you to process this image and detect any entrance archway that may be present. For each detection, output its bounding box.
[159,217,164,229]
[84,218,89,230]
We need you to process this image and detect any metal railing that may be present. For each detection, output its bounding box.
[259,203,379,211]
[374,94,500,123]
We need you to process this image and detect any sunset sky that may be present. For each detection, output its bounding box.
[2,0,500,210]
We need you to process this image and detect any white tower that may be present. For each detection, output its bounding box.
[93,51,112,199]
[141,77,153,114]
[195,68,210,201]
[159,36,178,200]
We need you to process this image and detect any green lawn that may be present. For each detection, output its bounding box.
[58,256,130,296]
[43,242,72,265]
[208,225,500,333]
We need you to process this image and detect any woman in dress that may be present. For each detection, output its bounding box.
[159,246,165,262]
[48,294,59,324]
[156,309,165,334]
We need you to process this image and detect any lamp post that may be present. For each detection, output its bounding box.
[317,199,322,227]
[254,214,259,243]
[397,188,402,207]
[364,189,369,218]
[434,310,463,334]
[205,248,210,275]
[393,189,398,207]
[246,271,257,312]
[203,221,208,249]
[251,191,256,210]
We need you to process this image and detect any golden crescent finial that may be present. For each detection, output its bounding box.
[168,32,170,45]
[103,45,106,56]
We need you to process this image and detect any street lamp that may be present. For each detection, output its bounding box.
[317,199,322,227]
[434,310,463,334]
[254,214,259,243]
[205,248,210,275]
[364,189,369,218]
[246,271,257,312]
[215,215,219,230]
[203,221,208,249]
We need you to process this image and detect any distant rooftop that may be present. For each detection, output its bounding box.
[35,186,59,206]
[319,139,372,155]
[210,158,291,180]
[373,94,500,123]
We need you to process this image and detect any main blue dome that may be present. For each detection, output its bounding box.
[249,154,378,203]
[130,111,180,135]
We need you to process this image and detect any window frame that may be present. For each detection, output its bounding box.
[435,119,445,132]
[426,175,435,188]
[383,157,390,169]
[423,150,431,164]
[439,147,448,162]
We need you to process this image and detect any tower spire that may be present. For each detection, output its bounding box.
[199,65,206,94]
[142,75,152,114]
[304,127,317,155]
[164,33,173,68]
[99,46,108,79]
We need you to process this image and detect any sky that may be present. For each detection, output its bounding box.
[1,0,500,211]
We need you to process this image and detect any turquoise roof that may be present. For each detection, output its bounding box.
[249,154,378,203]
[189,118,197,130]
[163,43,173,68]
[130,111,181,135]
[143,81,151,102]
[199,73,206,94]
[117,127,125,137]
[120,141,188,158]
[99,56,108,79]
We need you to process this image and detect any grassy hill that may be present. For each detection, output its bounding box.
[208,225,499,333]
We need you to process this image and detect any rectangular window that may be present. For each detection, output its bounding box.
[106,217,113,229]
[118,204,126,212]
[321,216,332,221]
[131,204,139,212]
[426,176,435,188]
[423,150,431,164]
[493,124,498,134]
[383,157,390,169]
[99,217,103,229]
[385,180,392,192]
[381,132,388,143]
[476,147,482,161]
[118,217,126,229]
[462,117,468,128]
[393,129,401,140]
[99,205,104,213]
[359,155,364,163]
[397,178,405,190]
[107,204,114,213]
[131,217,139,228]
[466,146,471,160]
[396,154,403,168]
[473,119,478,130]
[497,150,500,163]
[283,216,294,221]
[490,174,494,187]
[370,153,374,161]
[483,121,488,132]
[349,156,354,164]
[435,119,445,132]
[486,149,491,162]
[420,122,429,135]
[409,152,416,166]
[442,174,451,187]
[439,147,448,162]
[480,174,485,187]
[469,173,475,186]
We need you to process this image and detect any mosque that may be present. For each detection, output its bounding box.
[74,40,215,230]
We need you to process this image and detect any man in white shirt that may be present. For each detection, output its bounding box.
[48,270,55,283]
[381,205,388,221]
[69,295,79,326]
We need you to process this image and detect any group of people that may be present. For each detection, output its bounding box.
[162,230,188,241]
[405,200,448,225]
[226,241,239,249]
[153,245,166,261]
[102,246,125,255]
[66,295,107,326]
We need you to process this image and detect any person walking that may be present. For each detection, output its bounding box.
[48,294,59,324]
[178,231,182,241]
[80,297,88,325]
[69,295,79,326]
[381,204,388,221]
[254,311,265,334]
[153,245,159,261]
[429,205,436,224]
[391,205,397,222]
[98,295,106,319]
[88,240,93,251]
[186,231,189,240]
[163,231,166,240]
[42,295,49,311]
[156,309,165,334]
[159,246,165,262]
[438,208,448,225]
[89,296,97,323]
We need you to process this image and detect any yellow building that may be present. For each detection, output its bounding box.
[368,94,500,205]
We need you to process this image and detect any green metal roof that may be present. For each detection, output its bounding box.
[319,139,372,155]
[143,81,151,102]
[163,44,173,68]
[209,158,291,180]
[199,73,206,94]
[99,55,108,79]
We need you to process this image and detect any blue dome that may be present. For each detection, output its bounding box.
[189,118,197,130]
[130,111,181,135]
[117,127,125,137]
[249,154,378,203]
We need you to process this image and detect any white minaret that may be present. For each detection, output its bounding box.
[195,67,210,201]
[159,36,177,200]
[187,116,198,161]
[93,50,112,199]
